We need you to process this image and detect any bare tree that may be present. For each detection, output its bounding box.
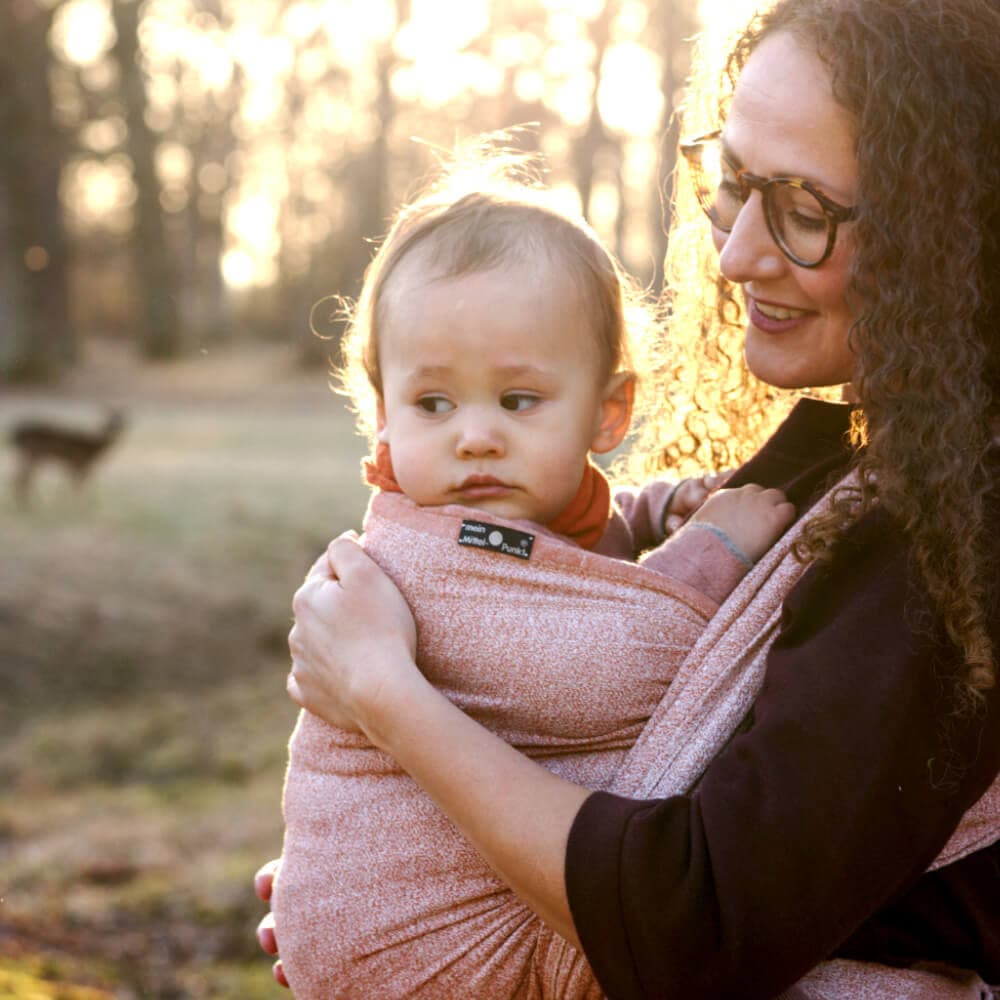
[573,0,619,224]
[648,0,697,293]
[0,0,74,380]
[110,0,182,358]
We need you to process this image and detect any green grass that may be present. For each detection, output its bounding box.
[0,344,370,997]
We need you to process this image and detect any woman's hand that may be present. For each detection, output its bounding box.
[254,859,289,988]
[287,532,418,737]
[283,533,588,948]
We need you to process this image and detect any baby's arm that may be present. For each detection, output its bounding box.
[639,484,794,606]
[613,472,732,555]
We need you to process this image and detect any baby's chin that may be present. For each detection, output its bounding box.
[424,492,549,525]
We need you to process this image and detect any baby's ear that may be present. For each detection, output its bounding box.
[591,372,635,455]
[375,397,388,443]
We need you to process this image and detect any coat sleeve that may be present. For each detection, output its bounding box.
[565,512,1000,1000]
[613,480,679,554]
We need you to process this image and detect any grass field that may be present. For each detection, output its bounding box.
[0,341,371,997]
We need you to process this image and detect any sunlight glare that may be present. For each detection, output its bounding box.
[320,0,396,59]
[550,182,584,218]
[392,0,490,105]
[156,142,193,186]
[514,69,546,104]
[229,194,280,255]
[284,2,323,40]
[598,43,663,136]
[547,73,593,128]
[51,0,116,67]
[698,0,760,69]
[221,249,256,289]
[542,0,605,17]
[63,157,137,233]
[80,117,127,155]
[404,0,489,54]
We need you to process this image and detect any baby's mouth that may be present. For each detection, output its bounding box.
[457,475,513,497]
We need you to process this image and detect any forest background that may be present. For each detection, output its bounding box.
[0,0,751,996]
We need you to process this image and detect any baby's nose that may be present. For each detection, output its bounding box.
[455,414,505,457]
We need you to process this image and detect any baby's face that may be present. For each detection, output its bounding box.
[376,259,623,525]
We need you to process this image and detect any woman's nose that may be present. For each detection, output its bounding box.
[456,413,505,458]
[716,192,786,284]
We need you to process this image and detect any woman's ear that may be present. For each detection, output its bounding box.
[375,398,390,444]
[590,372,635,455]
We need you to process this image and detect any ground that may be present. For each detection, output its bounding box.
[0,339,371,998]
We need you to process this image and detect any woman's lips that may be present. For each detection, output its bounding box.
[748,296,815,333]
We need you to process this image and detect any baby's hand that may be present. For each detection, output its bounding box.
[691,484,795,564]
[664,472,731,535]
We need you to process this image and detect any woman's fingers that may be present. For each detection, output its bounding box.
[253,858,280,902]
[272,960,289,988]
[324,531,372,588]
[257,912,289,987]
[257,912,277,954]
[286,527,418,731]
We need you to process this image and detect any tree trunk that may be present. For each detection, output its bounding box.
[573,1,617,222]
[649,0,696,294]
[111,0,182,358]
[0,0,74,380]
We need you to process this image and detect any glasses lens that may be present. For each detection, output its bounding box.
[689,139,742,230]
[767,181,831,266]
[687,138,835,266]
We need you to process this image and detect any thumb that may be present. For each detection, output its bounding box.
[325,530,368,581]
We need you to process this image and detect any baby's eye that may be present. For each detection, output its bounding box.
[500,393,539,412]
[416,396,454,414]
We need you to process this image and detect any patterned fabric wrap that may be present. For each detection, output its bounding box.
[274,491,717,998]
[274,483,1000,999]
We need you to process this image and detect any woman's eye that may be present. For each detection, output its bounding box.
[784,208,827,234]
[501,393,539,412]
[416,396,454,414]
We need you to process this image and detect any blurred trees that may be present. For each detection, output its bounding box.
[0,0,712,381]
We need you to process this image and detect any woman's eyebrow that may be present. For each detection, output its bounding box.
[720,136,743,168]
[718,135,851,201]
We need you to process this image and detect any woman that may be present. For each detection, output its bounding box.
[259,0,1000,995]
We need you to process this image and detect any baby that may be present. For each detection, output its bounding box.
[273,158,793,998]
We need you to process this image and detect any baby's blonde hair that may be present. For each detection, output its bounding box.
[329,137,661,452]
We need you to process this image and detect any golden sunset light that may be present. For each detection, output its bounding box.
[34,0,757,329]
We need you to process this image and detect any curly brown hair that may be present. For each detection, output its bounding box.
[636,0,1000,703]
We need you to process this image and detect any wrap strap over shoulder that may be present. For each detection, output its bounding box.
[543,471,1000,999]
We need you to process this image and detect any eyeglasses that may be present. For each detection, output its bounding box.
[679,130,857,268]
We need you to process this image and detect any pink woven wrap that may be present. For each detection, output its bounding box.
[274,491,719,998]
[275,485,1000,999]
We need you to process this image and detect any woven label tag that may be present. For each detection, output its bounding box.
[457,519,534,560]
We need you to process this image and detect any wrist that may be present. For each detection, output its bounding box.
[685,520,754,566]
[356,651,438,752]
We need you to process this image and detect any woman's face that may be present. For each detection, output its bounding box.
[715,30,859,390]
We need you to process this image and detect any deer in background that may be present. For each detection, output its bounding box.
[9,407,127,506]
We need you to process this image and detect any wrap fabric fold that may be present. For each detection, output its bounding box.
[604,473,1000,872]
[275,481,1000,999]
[274,491,718,998]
